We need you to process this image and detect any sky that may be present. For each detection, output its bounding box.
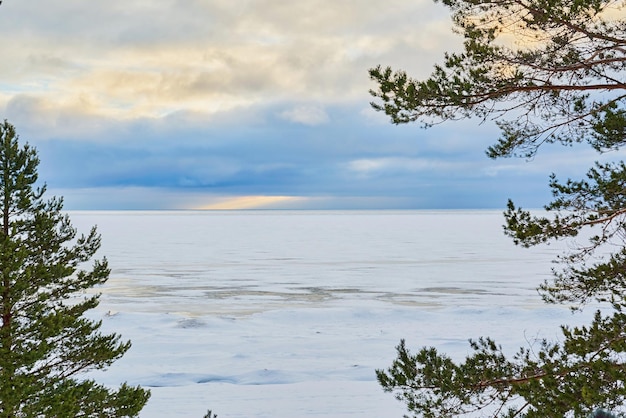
[0,0,599,210]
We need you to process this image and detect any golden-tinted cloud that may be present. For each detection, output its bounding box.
[196,195,308,210]
[0,0,457,122]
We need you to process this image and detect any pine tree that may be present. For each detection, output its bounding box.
[0,120,149,417]
[370,0,626,416]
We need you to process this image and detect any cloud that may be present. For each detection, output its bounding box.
[11,95,559,210]
[347,157,461,176]
[0,0,461,121]
[195,195,309,210]
[3,94,115,141]
[0,0,589,210]
[279,105,329,126]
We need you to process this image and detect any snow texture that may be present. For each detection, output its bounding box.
[71,210,598,417]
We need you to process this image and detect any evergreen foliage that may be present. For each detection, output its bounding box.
[0,120,149,417]
[370,0,626,416]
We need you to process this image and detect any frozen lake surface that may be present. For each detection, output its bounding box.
[70,210,598,417]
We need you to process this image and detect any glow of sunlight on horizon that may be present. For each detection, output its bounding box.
[195,195,308,210]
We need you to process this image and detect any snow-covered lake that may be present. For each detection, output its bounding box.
[70,210,597,417]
